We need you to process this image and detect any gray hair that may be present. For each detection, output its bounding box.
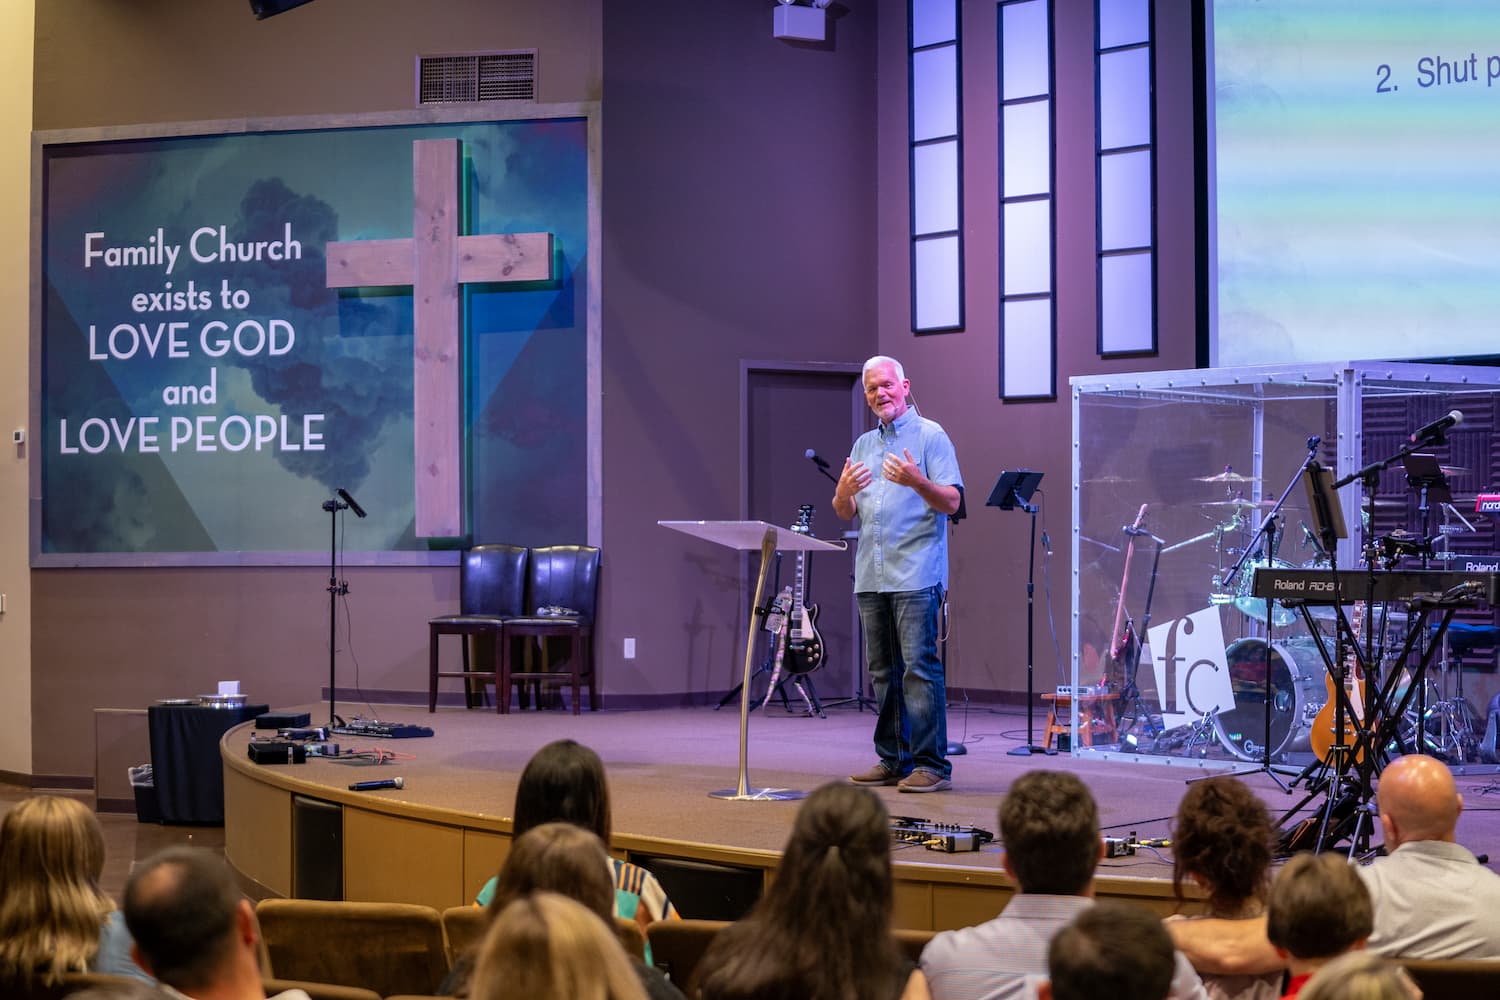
[862,356,905,382]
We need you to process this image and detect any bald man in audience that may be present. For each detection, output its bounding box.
[1356,753,1500,958]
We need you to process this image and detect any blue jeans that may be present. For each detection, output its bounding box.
[856,586,949,779]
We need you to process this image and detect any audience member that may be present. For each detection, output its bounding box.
[920,770,1206,1000]
[1165,777,1282,1000]
[443,822,681,999]
[694,782,928,1000]
[469,892,648,1000]
[474,739,679,941]
[1039,901,1177,1000]
[1357,753,1500,958]
[1265,852,1372,999]
[0,795,151,987]
[124,846,307,1000]
[1296,953,1421,1000]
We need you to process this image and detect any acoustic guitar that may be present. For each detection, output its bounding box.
[784,504,825,675]
[1309,601,1366,764]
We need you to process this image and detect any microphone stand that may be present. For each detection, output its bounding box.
[321,488,366,728]
[1211,437,1323,788]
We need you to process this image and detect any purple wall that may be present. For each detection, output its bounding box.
[27,0,1204,782]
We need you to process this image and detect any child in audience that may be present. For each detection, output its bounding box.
[1265,853,1373,999]
[0,795,152,987]
[693,782,928,1000]
[446,822,681,999]
[470,891,649,1000]
[474,739,679,942]
[1166,777,1283,1000]
[1042,901,1178,1000]
[1296,953,1422,1000]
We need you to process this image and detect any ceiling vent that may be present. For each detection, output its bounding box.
[417,51,537,105]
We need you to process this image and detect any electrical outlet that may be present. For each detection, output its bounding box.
[623,637,636,659]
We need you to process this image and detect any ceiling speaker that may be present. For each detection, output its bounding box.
[250,0,317,19]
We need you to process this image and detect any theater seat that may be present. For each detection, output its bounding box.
[255,898,450,997]
[646,918,729,995]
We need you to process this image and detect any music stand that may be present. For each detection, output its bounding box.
[987,470,1053,756]
[659,520,847,800]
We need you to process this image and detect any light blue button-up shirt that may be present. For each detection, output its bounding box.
[848,407,962,594]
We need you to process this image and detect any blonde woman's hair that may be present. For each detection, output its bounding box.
[0,796,115,986]
[1298,952,1422,1000]
[470,892,648,1000]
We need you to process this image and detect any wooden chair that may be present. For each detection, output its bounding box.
[504,545,602,714]
[646,918,729,995]
[1399,957,1500,1000]
[255,898,450,998]
[429,543,529,712]
[263,978,383,1000]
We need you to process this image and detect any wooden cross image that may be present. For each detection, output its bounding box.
[325,138,554,538]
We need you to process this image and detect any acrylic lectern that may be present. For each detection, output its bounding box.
[658,520,847,800]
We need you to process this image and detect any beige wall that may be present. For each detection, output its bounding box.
[33,0,601,130]
[0,2,35,778]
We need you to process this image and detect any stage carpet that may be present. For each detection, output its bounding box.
[220,701,1500,930]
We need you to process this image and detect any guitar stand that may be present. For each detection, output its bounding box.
[716,553,786,711]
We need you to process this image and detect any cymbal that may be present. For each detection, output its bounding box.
[1196,470,1259,484]
[1082,474,1137,484]
[1440,466,1470,477]
[1197,498,1274,509]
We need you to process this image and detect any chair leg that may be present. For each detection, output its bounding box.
[461,634,475,710]
[586,634,599,711]
[428,626,439,713]
[570,634,583,716]
[497,631,510,715]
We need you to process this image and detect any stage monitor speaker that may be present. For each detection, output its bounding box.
[628,853,762,921]
[250,0,317,19]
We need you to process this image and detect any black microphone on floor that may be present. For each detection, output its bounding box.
[348,777,403,791]
[805,449,830,470]
[1409,410,1463,444]
[336,488,367,518]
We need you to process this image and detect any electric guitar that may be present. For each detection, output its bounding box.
[784,504,825,675]
[1310,601,1366,764]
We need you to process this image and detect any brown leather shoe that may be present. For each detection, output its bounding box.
[848,764,902,786]
[897,771,952,793]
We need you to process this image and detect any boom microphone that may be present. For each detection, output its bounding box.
[348,777,403,791]
[805,449,831,470]
[336,488,368,518]
[1409,410,1463,444]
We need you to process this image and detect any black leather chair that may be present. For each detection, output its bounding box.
[428,543,528,713]
[503,545,601,714]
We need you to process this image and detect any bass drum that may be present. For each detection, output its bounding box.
[1213,637,1328,762]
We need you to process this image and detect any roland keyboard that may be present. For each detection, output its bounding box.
[1249,567,1500,607]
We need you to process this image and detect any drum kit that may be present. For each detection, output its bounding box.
[1114,463,1485,764]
